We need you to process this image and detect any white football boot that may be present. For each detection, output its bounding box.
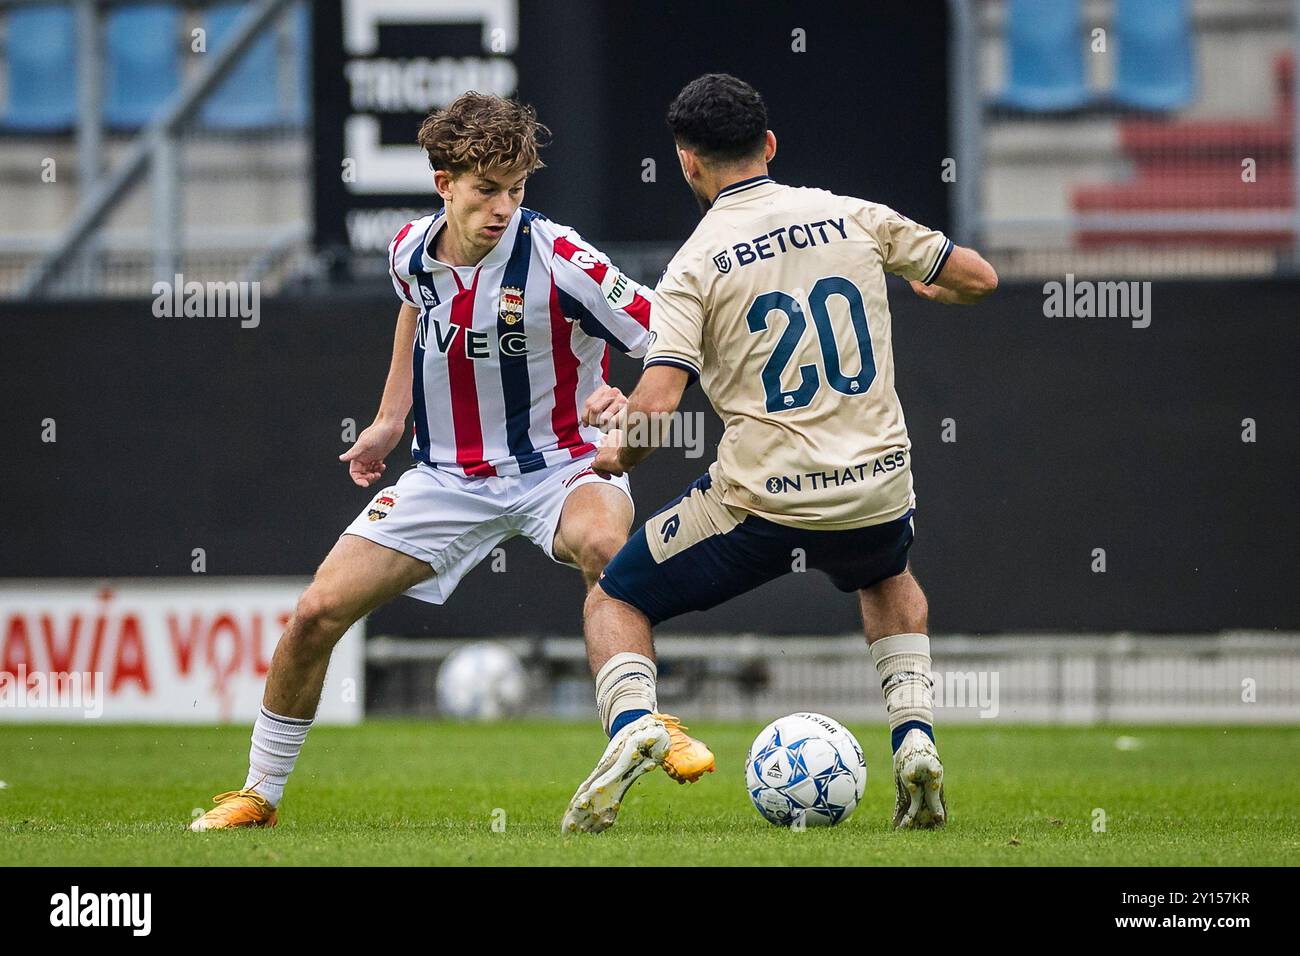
[561,714,671,834]
[893,727,947,829]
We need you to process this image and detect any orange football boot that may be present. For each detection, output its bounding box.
[654,713,716,783]
[190,787,278,831]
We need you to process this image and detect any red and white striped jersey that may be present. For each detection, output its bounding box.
[388,206,652,477]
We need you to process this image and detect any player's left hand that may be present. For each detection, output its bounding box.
[339,417,406,487]
[582,385,627,431]
[591,428,627,478]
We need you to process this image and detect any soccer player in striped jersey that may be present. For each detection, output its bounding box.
[190,92,704,830]
[562,75,997,834]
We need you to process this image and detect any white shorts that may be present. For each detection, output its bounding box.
[342,455,633,605]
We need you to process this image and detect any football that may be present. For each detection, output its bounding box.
[745,712,867,827]
[435,642,528,720]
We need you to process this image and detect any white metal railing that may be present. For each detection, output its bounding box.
[366,632,1300,724]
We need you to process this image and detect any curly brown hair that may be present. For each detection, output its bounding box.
[417,92,550,177]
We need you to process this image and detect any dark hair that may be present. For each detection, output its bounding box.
[666,73,768,161]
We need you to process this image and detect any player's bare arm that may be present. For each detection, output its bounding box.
[908,244,998,304]
[590,366,690,477]
[338,302,417,487]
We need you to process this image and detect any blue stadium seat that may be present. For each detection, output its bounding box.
[105,4,181,129]
[1113,0,1195,111]
[287,1,312,126]
[198,2,282,129]
[1000,0,1088,112]
[2,4,77,131]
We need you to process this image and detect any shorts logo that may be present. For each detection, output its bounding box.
[660,514,681,542]
[367,491,398,521]
[499,286,524,325]
[712,250,732,274]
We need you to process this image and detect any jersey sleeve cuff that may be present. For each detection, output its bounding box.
[922,238,954,285]
[644,357,700,387]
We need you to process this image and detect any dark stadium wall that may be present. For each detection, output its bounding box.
[585,0,953,242]
[5,281,1298,635]
[312,0,951,254]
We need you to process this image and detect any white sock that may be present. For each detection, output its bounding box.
[594,652,658,736]
[869,633,935,736]
[244,707,313,807]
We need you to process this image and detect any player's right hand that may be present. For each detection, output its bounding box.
[581,385,627,431]
[339,418,407,487]
[591,428,627,478]
[909,279,943,301]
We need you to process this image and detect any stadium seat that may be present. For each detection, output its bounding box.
[1113,0,1195,111]
[1,4,77,131]
[1000,0,1088,112]
[287,1,312,126]
[198,2,282,129]
[104,4,181,130]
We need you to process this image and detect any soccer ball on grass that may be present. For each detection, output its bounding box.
[745,712,866,827]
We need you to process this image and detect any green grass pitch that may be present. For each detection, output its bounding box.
[2,722,1296,866]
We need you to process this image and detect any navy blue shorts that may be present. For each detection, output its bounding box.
[599,471,915,626]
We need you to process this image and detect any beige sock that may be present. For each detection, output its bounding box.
[594,652,657,736]
[869,632,934,733]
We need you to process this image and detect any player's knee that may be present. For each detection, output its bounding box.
[583,581,618,620]
[573,527,628,578]
[289,587,354,650]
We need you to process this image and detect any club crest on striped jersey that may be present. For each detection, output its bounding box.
[499,286,524,325]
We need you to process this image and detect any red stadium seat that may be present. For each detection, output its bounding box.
[1073,53,1295,248]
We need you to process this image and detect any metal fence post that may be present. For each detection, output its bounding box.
[151,130,181,282]
[75,0,103,291]
[948,0,983,246]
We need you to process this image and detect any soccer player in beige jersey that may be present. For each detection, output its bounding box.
[562,74,997,834]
